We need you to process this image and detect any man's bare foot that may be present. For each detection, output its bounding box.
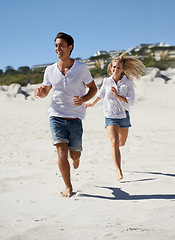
[61,187,72,198]
[73,159,79,169]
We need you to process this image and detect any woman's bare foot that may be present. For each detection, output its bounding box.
[72,159,79,169]
[61,187,72,198]
[117,170,123,181]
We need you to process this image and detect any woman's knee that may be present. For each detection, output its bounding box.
[119,141,126,147]
[111,138,119,148]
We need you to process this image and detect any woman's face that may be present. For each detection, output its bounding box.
[111,61,124,78]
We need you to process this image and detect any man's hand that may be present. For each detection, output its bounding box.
[34,85,52,98]
[72,96,84,106]
[34,86,43,98]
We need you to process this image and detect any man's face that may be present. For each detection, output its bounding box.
[55,38,73,60]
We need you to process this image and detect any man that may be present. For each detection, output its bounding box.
[34,32,97,197]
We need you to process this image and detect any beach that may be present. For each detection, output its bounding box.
[0,68,175,240]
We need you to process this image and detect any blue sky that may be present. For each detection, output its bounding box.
[1,0,175,71]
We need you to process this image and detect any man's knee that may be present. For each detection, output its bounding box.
[59,150,67,160]
[70,150,81,161]
[56,144,68,160]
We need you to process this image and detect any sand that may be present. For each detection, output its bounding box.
[0,70,175,240]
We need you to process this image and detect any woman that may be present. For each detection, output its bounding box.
[86,50,145,181]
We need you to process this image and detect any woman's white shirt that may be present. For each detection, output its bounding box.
[97,75,135,119]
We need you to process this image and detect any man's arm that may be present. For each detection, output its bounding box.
[34,85,52,98]
[72,80,97,106]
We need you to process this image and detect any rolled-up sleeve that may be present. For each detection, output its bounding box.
[126,81,135,105]
[97,79,106,99]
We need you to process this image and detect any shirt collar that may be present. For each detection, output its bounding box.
[111,75,127,83]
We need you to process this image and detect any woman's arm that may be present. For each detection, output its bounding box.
[86,96,101,108]
[111,87,128,103]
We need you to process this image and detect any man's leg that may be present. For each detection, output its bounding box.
[56,143,72,197]
[69,150,81,169]
[68,119,82,169]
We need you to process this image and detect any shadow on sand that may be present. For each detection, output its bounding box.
[77,171,175,200]
[133,171,175,178]
[78,186,175,201]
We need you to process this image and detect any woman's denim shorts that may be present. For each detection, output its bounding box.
[105,111,131,128]
[49,116,83,152]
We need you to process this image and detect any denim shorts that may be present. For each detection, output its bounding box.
[49,116,83,152]
[105,111,131,128]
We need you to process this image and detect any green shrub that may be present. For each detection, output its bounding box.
[0,72,44,86]
[90,69,107,78]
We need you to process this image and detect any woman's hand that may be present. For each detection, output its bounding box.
[111,87,128,103]
[86,103,94,108]
[111,87,118,98]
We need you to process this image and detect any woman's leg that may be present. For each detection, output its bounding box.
[106,124,123,181]
[119,128,129,147]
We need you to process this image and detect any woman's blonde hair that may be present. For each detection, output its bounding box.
[107,49,145,82]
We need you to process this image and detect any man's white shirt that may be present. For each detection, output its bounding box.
[43,60,93,119]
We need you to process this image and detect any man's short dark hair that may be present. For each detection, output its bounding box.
[55,32,74,54]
